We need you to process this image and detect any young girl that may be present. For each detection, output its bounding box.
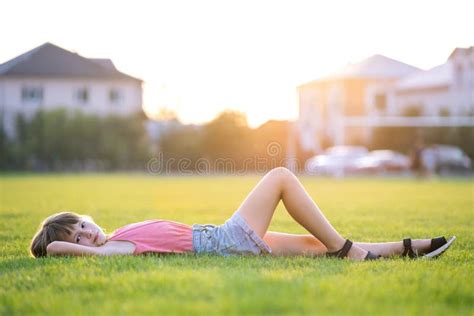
[30,167,455,260]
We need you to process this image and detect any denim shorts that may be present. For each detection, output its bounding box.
[192,211,272,256]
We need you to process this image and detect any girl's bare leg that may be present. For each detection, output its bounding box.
[263,232,432,257]
[354,239,432,257]
[263,231,327,256]
[236,167,369,260]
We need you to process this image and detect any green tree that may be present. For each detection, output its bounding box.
[201,110,253,171]
[5,109,151,171]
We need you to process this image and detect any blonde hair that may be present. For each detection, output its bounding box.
[30,212,82,258]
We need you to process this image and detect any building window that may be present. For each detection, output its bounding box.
[402,104,423,117]
[439,108,450,117]
[374,94,387,111]
[109,89,122,104]
[21,86,43,103]
[75,88,89,104]
[456,64,463,87]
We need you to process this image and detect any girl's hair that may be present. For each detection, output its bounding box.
[30,212,82,258]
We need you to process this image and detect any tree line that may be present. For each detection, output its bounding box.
[1,108,472,172]
[0,109,150,171]
[156,111,308,173]
[0,109,303,172]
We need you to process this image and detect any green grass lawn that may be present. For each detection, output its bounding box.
[1,174,473,315]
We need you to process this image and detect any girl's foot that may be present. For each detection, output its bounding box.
[423,236,456,258]
[327,240,379,261]
[346,244,371,260]
[409,239,432,255]
[402,237,452,258]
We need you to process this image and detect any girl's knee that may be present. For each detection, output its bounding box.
[263,168,295,197]
[267,167,293,180]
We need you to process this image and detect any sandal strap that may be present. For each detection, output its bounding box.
[428,236,447,253]
[402,238,417,258]
[338,240,353,258]
[326,239,353,258]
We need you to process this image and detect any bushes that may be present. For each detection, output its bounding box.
[1,109,151,171]
[157,111,294,173]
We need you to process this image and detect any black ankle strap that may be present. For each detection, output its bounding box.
[403,238,411,250]
[336,240,353,258]
[326,239,354,258]
[402,238,416,258]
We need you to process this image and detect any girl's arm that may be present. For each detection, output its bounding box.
[46,241,134,256]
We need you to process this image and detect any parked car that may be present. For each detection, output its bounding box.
[353,150,411,173]
[323,146,369,157]
[421,145,472,174]
[305,146,369,176]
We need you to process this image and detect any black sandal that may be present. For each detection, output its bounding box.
[402,236,448,259]
[326,239,380,260]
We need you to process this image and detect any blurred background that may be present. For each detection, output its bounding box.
[0,0,472,176]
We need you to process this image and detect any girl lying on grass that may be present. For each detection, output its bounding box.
[30,167,456,260]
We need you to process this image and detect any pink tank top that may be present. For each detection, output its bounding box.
[107,220,194,255]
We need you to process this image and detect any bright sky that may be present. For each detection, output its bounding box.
[0,0,472,127]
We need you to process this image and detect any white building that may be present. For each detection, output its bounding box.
[0,43,143,138]
[297,54,420,151]
[297,47,474,153]
[367,47,474,118]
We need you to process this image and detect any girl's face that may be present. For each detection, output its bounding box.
[66,217,107,247]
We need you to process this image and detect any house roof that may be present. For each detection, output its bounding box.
[88,58,117,71]
[299,54,421,87]
[396,61,452,91]
[449,46,473,59]
[0,42,142,82]
[326,54,421,80]
[396,46,473,91]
